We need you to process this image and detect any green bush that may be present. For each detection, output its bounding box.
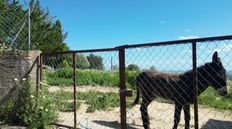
[0,79,36,125]
[20,79,58,129]
[125,70,140,89]
[57,101,81,112]
[53,90,120,113]
[199,84,232,111]
[46,69,120,87]
[83,91,120,112]
[50,90,81,112]
[0,78,58,129]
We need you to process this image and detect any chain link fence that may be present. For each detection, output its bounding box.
[42,53,75,128]
[125,39,232,129]
[125,43,193,129]
[40,36,232,129]
[41,50,122,128]
[0,0,31,51]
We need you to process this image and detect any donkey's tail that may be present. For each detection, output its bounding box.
[132,81,140,106]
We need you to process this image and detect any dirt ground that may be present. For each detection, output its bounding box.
[49,86,232,129]
[49,85,119,93]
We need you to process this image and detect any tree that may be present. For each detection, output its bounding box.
[149,66,157,72]
[29,1,69,52]
[76,54,89,69]
[111,65,119,70]
[0,0,69,52]
[87,54,104,70]
[127,64,140,71]
[0,0,25,49]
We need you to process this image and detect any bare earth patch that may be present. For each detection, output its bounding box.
[49,85,119,93]
[50,86,232,129]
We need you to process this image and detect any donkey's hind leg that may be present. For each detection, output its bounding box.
[173,102,183,129]
[140,97,153,129]
[183,104,190,129]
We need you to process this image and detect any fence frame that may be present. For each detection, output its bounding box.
[40,35,232,129]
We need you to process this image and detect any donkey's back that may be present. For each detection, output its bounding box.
[135,71,181,101]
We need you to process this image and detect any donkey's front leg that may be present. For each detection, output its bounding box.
[173,102,183,129]
[183,104,190,129]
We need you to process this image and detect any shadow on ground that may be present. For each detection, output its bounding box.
[201,119,232,129]
[93,120,142,129]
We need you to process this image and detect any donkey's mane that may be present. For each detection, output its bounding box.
[180,62,211,78]
[145,71,181,78]
[144,62,212,80]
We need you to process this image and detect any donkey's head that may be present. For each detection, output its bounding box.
[206,51,228,96]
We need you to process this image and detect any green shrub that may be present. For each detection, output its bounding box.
[50,90,81,112]
[20,79,58,129]
[0,78,58,129]
[46,69,120,87]
[83,91,120,112]
[0,79,35,125]
[47,77,73,86]
[199,85,232,111]
[125,70,140,89]
[57,101,81,112]
[53,90,120,113]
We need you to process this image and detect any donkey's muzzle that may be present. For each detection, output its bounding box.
[217,86,228,96]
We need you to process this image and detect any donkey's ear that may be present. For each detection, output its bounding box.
[212,51,219,62]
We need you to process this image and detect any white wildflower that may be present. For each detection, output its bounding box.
[45,109,48,112]
[14,78,19,81]
[40,107,43,110]
[216,97,221,100]
[22,78,27,81]
[30,95,34,98]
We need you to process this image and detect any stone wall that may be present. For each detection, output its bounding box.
[0,50,41,105]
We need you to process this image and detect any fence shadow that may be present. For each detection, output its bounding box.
[201,119,232,129]
[92,120,139,129]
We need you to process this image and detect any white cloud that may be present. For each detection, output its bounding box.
[178,35,200,40]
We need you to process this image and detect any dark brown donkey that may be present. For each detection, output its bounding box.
[133,52,228,129]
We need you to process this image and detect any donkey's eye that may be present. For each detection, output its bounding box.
[216,70,226,78]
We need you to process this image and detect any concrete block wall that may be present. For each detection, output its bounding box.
[0,50,41,106]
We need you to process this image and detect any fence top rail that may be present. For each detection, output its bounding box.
[40,47,118,56]
[41,35,232,56]
[117,35,232,49]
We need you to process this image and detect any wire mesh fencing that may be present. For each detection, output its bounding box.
[196,40,232,129]
[125,39,232,129]
[74,51,120,129]
[42,53,75,127]
[41,50,121,129]
[0,0,30,51]
[40,36,232,129]
[125,44,193,129]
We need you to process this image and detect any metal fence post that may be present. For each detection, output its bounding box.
[192,42,199,129]
[36,55,40,94]
[73,53,77,128]
[119,47,127,129]
[39,54,43,90]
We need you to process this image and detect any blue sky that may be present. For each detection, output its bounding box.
[39,0,232,50]
[37,0,232,72]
